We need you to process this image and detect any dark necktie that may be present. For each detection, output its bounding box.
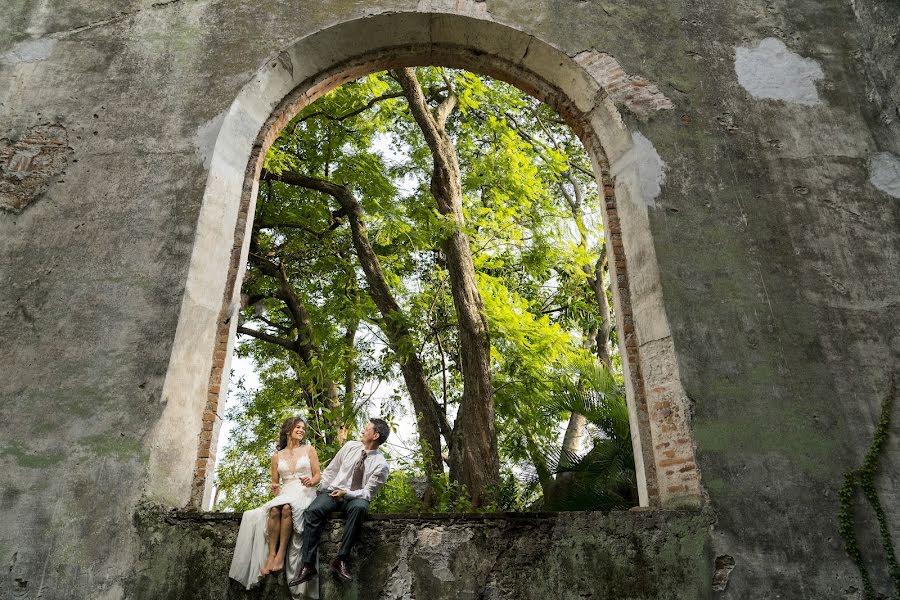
[350,448,368,491]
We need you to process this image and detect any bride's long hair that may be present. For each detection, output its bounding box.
[276,416,307,451]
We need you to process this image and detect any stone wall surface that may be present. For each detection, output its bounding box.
[1,0,899,599]
[848,0,900,151]
[129,509,712,600]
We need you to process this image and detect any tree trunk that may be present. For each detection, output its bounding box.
[264,170,447,507]
[589,249,613,371]
[395,67,499,507]
[558,175,613,462]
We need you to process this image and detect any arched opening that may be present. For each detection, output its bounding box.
[145,10,701,512]
[217,66,631,514]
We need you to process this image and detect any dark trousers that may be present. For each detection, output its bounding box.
[301,490,370,565]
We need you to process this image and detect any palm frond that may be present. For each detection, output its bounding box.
[533,359,639,511]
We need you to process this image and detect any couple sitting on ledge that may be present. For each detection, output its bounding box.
[228,416,390,598]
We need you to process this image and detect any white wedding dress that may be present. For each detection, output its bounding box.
[229,453,319,599]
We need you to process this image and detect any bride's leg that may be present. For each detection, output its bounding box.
[261,506,281,575]
[271,504,292,571]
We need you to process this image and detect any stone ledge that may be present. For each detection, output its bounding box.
[128,504,714,599]
[165,507,693,522]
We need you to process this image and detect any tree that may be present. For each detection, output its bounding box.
[215,67,633,513]
[394,68,499,506]
[261,169,449,507]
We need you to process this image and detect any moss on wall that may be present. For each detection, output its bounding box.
[1,444,65,468]
[127,506,713,600]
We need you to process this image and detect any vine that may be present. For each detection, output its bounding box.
[837,375,898,599]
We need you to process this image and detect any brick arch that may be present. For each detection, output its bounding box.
[145,9,702,511]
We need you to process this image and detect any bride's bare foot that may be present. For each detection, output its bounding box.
[261,556,276,576]
[270,555,285,573]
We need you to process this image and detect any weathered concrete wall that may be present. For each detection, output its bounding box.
[129,509,712,600]
[848,0,900,150]
[1,0,898,599]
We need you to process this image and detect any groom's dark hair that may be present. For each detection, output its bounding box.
[369,418,390,446]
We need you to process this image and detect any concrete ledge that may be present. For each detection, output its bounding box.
[166,509,624,521]
[128,505,713,600]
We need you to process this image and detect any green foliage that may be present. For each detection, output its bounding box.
[217,67,628,513]
[837,378,898,599]
[369,470,423,514]
[534,360,638,511]
[428,474,474,513]
[484,468,540,512]
[213,376,351,512]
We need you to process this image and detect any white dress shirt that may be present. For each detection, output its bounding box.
[319,440,389,502]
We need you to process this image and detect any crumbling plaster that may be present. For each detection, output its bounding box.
[869,151,900,199]
[1,0,898,598]
[734,37,824,106]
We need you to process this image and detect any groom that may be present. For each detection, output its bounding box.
[290,417,391,584]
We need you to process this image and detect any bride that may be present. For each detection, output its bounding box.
[229,416,321,597]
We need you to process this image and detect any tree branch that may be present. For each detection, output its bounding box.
[473,107,595,179]
[394,68,445,157]
[295,91,406,126]
[237,325,296,352]
[255,209,347,237]
[435,70,458,128]
[247,251,315,364]
[257,313,292,333]
[292,85,448,129]
[261,169,354,208]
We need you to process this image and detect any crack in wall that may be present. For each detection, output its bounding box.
[37,0,197,40]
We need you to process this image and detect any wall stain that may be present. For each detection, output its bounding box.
[0,123,74,214]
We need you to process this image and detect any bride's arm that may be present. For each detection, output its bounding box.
[306,447,321,486]
[270,453,280,495]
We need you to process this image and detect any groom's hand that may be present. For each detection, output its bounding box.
[329,488,347,499]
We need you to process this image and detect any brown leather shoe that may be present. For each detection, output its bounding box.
[330,557,352,581]
[288,564,317,586]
